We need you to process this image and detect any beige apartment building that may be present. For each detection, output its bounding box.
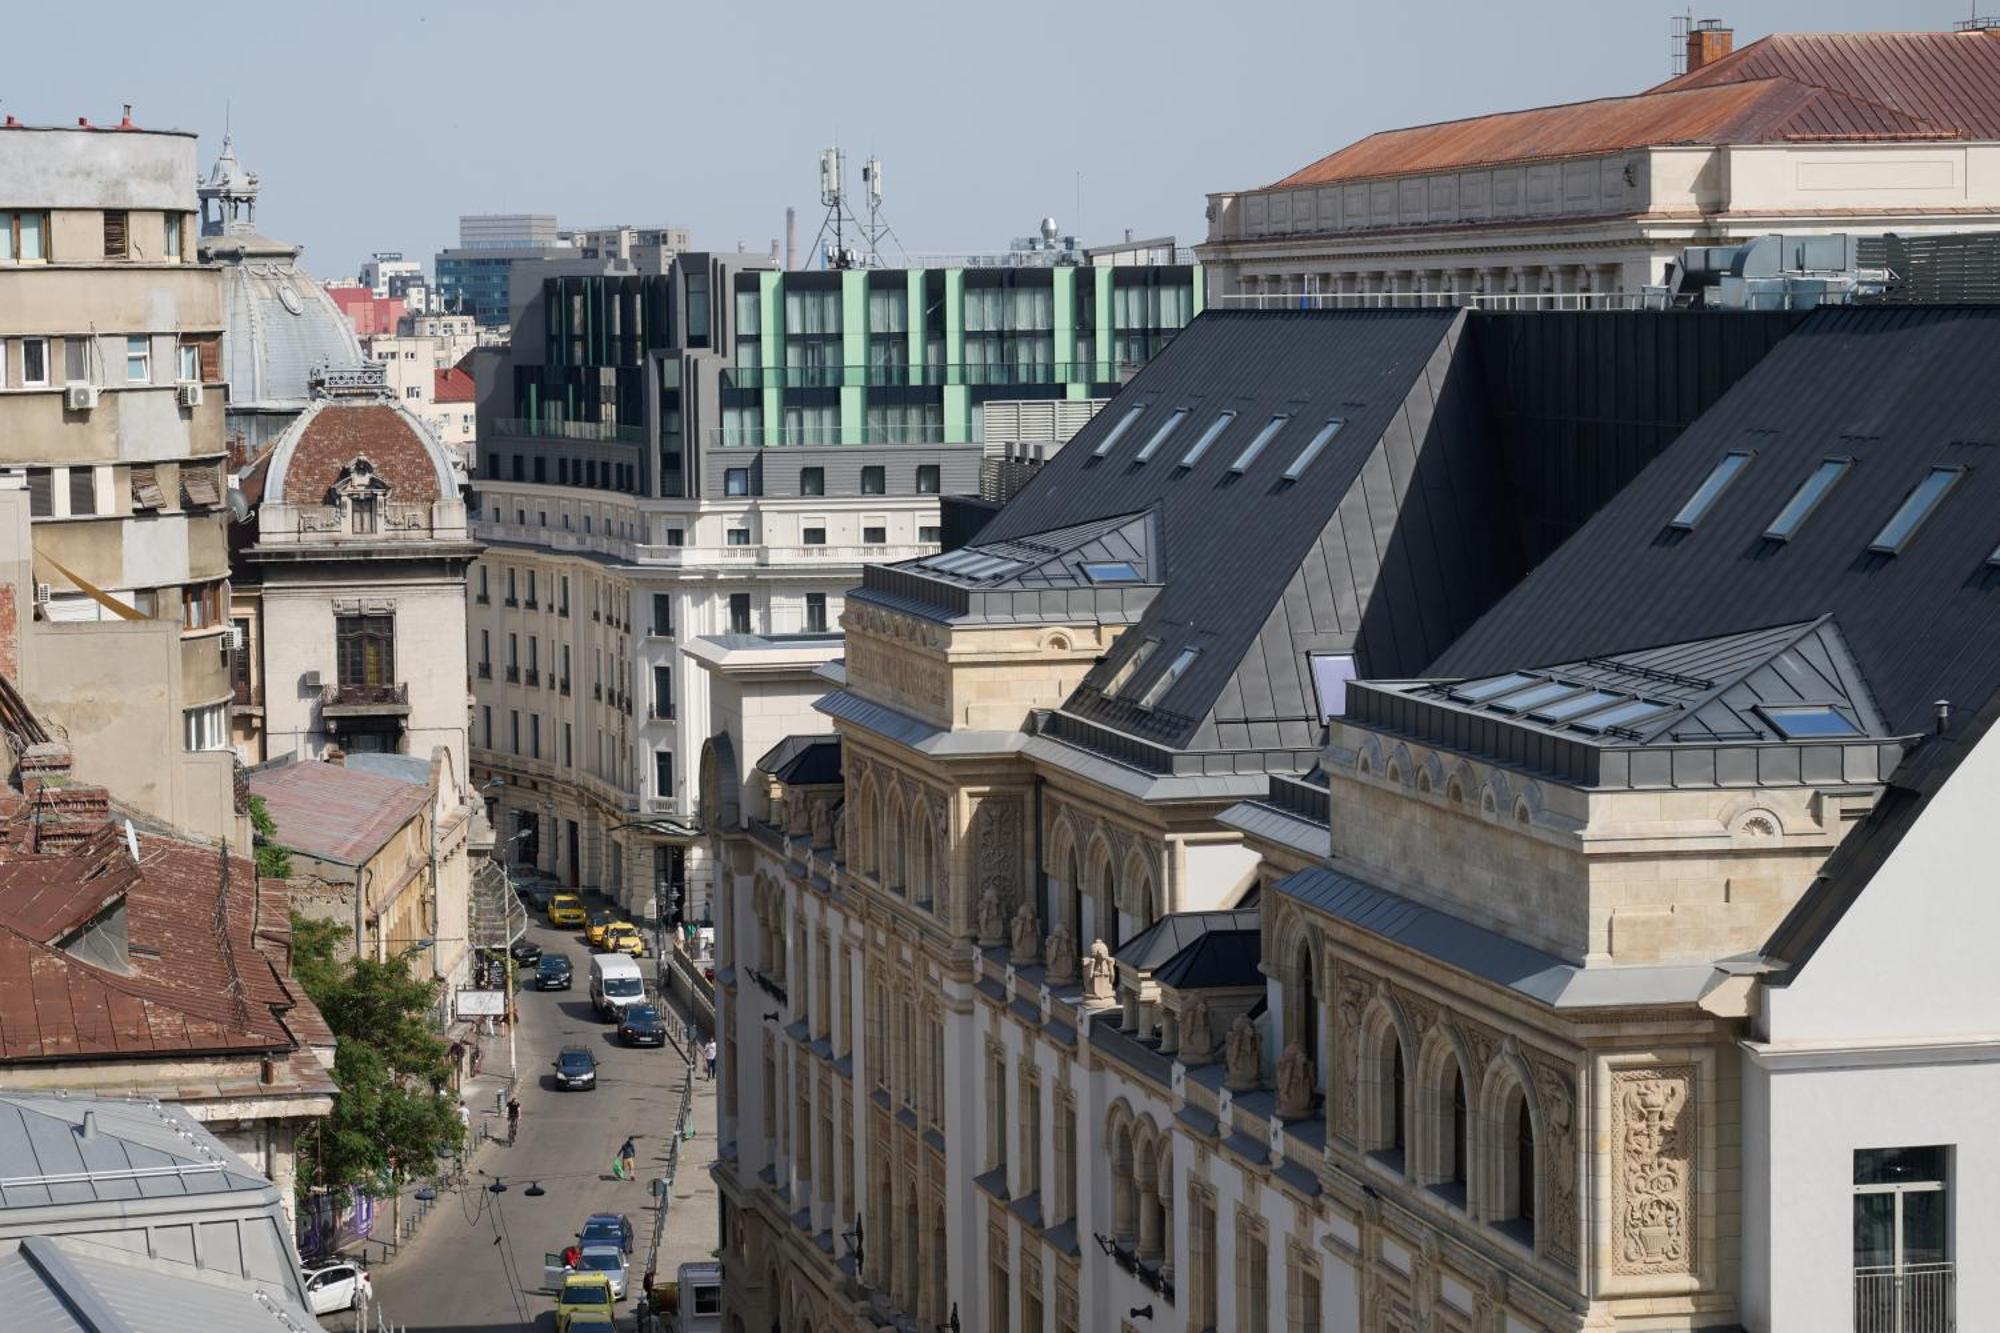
[0,119,241,846]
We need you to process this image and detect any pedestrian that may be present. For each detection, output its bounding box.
[505,1095,521,1145]
[562,1243,581,1270]
[703,1035,717,1081]
[619,1137,637,1181]
[456,1101,471,1139]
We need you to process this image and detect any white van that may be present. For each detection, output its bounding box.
[589,953,645,1019]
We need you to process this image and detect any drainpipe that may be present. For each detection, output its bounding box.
[354,865,369,961]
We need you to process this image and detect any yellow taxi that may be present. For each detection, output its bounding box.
[583,908,619,948]
[555,1273,615,1331]
[602,923,647,958]
[547,893,587,928]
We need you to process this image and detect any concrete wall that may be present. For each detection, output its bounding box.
[0,126,198,210]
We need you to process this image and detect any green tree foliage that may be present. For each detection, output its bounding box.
[291,911,462,1197]
[248,795,292,879]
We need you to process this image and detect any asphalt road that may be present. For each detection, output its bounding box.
[357,903,698,1333]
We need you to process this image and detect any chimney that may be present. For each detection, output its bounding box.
[79,1110,98,1141]
[1686,19,1733,73]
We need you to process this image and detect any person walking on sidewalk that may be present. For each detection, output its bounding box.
[702,1035,717,1081]
[505,1095,521,1145]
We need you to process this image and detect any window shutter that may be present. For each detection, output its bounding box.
[195,334,221,382]
[26,470,51,518]
[182,462,220,509]
[103,211,128,259]
[67,467,95,517]
[130,465,165,510]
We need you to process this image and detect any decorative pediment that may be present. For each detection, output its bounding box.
[326,455,393,505]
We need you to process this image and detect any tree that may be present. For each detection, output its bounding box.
[248,795,292,879]
[292,911,462,1198]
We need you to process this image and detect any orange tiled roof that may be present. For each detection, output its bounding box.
[1271,29,2000,189]
[434,365,475,403]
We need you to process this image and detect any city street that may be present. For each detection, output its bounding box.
[346,901,720,1333]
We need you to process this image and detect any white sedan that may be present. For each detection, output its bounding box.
[303,1259,372,1314]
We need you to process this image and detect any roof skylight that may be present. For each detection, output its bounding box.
[1868,466,1961,555]
[1309,653,1357,721]
[1101,638,1158,697]
[1763,458,1851,542]
[1282,418,1345,481]
[1179,411,1237,467]
[1669,451,1752,530]
[1133,408,1189,463]
[1229,415,1291,474]
[1091,405,1144,459]
[1135,646,1200,710]
[1449,672,1538,703]
[1530,689,1628,723]
[1488,681,1580,714]
[1571,698,1672,734]
[1758,704,1860,739]
[1080,561,1141,584]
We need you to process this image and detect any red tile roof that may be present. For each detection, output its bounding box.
[274,402,445,506]
[434,365,475,403]
[249,761,430,867]
[1272,29,2000,188]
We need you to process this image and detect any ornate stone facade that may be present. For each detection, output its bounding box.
[1609,1065,1697,1278]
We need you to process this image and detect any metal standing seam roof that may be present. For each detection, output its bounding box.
[1113,910,1261,972]
[755,735,843,787]
[0,1095,270,1210]
[247,763,432,867]
[0,1237,323,1333]
[212,244,368,410]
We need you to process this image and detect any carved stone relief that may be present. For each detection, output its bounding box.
[1332,971,1372,1143]
[972,797,1023,925]
[1609,1064,1696,1277]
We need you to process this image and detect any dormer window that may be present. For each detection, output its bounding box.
[328,454,393,536]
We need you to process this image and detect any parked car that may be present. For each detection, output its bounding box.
[515,879,553,912]
[551,1045,597,1090]
[554,1272,615,1328]
[583,909,618,948]
[578,1212,634,1256]
[617,1004,667,1048]
[302,1260,371,1315]
[536,953,573,991]
[548,893,586,928]
[602,923,647,958]
[509,936,543,966]
[574,1244,628,1300]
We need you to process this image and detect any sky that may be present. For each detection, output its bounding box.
[0,0,1983,280]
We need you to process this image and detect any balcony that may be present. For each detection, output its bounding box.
[506,666,520,683]
[525,669,540,687]
[255,500,469,545]
[559,677,571,696]
[720,361,1123,392]
[1855,1264,1954,1333]
[321,681,411,718]
[650,704,676,722]
[477,662,492,679]
[488,416,645,445]
[230,678,261,710]
[628,542,932,569]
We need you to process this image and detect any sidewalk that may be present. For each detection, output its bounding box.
[640,987,721,1297]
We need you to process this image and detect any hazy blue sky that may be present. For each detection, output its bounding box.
[0,0,1980,279]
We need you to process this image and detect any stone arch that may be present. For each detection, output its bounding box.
[880,777,906,892]
[907,791,935,907]
[854,774,879,877]
[1154,1135,1176,1275]
[1041,630,1073,653]
[1354,734,1385,778]
[1048,812,1086,938]
[1478,1051,1541,1237]
[1386,741,1416,788]
[1514,779,1546,827]
[1132,1114,1165,1260]
[1356,996,1417,1164]
[1120,845,1158,929]
[1480,768,1512,820]
[1416,751,1443,796]
[1086,831,1119,950]
[1721,796,1786,839]
[1413,1024,1476,1199]
[1106,1100,1138,1243]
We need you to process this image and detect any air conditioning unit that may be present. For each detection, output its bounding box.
[177,382,204,408]
[225,624,246,651]
[33,583,51,607]
[300,669,322,690]
[65,385,99,412]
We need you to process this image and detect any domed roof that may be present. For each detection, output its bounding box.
[264,399,458,509]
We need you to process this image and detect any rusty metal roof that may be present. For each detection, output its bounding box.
[249,761,430,867]
[1272,29,2000,189]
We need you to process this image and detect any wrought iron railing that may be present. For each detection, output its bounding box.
[488,416,645,445]
[323,681,409,708]
[1856,1263,1955,1333]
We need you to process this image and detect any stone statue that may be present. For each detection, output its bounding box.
[1044,919,1077,983]
[1009,899,1039,963]
[809,799,831,847]
[976,886,1006,947]
[1181,997,1215,1063]
[1276,1040,1316,1120]
[1081,938,1116,1003]
[1224,1013,1262,1092]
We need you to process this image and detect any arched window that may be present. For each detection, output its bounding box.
[1134,1122,1163,1260]
[881,799,903,893]
[1065,843,1084,944]
[1449,1064,1468,1192]
[1110,1118,1137,1243]
[910,804,934,908]
[1097,856,1120,951]
[1295,942,1319,1087]
[1494,1083,1537,1247]
[855,780,878,876]
[1516,1093,1535,1226]
[1390,1035,1407,1158]
[1156,1142,1176,1278]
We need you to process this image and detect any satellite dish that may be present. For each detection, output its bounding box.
[226,488,252,522]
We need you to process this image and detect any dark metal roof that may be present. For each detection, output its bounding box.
[754,734,843,787]
[1152,930,1263,991]
[1113,909,1260,972]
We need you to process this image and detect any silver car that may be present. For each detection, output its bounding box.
[574,1243,627,1300]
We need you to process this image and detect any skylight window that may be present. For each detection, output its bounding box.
[1449,672,1538,703]
[1868,466,1962,555]
[1309,653,1357,721]
[1572,699,1672,734]
[1101,638,1158,697]
[1135,646,1200,710]
[1230,415,1291,474]
[1531,689,1628,723]
[1080,561,1141,584]
[1133,408,1189,463]
[1179,411,1237,467]
[1669,451,1752,530]
[1763,458,1851,542]
[1091,405,1144,459]
[1488,681,1580,714]
[1758,704,1860,739]
[1282,418,1345,481]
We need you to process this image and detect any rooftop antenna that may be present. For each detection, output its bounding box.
[857,154,909,267]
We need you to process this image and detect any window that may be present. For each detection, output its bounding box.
[655,749,675,803]
[1178,409,1238,468]
[1091,405,1144,458]
[103,210,128,259]
[1283,418,1345,480]
[1135,646,1199,710]
[1134,407,1189,462]
[481,706,492,749]
[861,466,885,495]
[25,470,50,518]
[1232,413,1292,473]
[800,466,824,496]
[802,524,826,545]
[652,665,673,719]
[2,211,49,262]
[1764,458,1851,541]
[182,703,226,752]
[175,341,200,382]
[64,339,89,385]
[335,613,395,685]
[724,467,750,497]
[727,527,751,546]
[665,528,684,547]
[350,495,377,534]
[652,593,673,637]
[916,464,940,494]
[67,466,95,517]
[124,336,150,384]
[510,710,520,754]
[181,581,224,632]
[806,592,827,633]
[1308,653,1357,720]
[1854,1146,1951,1329]
[1669,450,1752,529]
[1757,704,1860,739]
[163,212,183,260]
[919,525,941,543]
[729,593,752,634]
[530,714,541,759]
[21,338,48,388]
[1870,467,1961,555]
[1101,637,1158,696]
[1080,561,1140,583]
[1236,1219,1269,1333]
[863,525,887,544]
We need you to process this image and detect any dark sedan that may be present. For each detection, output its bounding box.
[509,937,543,966]
[536,953,573,991]
[618,1004,668,1048]
[552,1045,597,1090]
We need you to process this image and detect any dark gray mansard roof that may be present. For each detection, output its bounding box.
[857,309,1522,762]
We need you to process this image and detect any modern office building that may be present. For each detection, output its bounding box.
[1201,23,2000,307]
[469,248,1201,933]
[0,118,244,845]
[460,212,559,249]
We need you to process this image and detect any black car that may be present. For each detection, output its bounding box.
[617,1004,668,1048]
[535,953,573,991]
[552,1045,597,1090]
[510,937,543,966]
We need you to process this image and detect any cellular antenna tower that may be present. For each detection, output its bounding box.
[809,147,907,270]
